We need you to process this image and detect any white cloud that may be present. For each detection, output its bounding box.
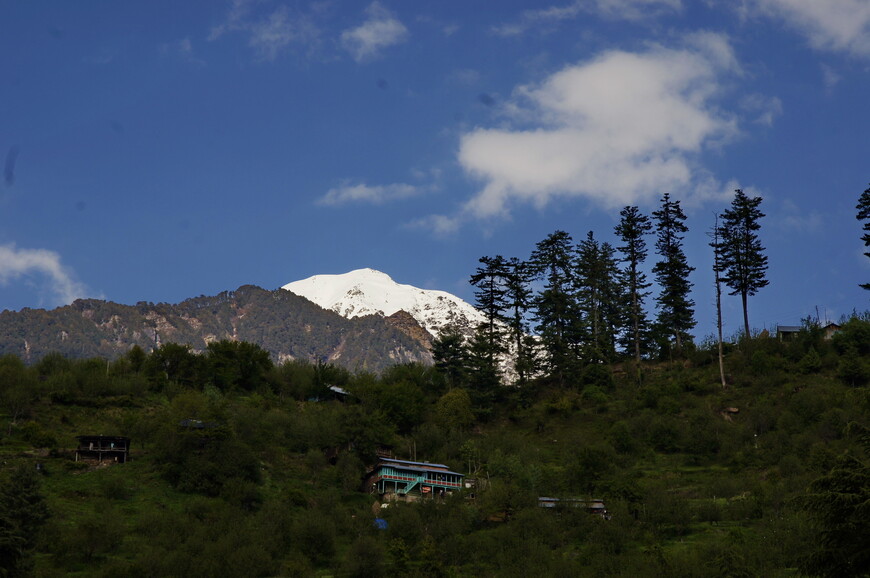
[492,0,681,36]
[249,6,320,61]
[341,2,408,62]
[456,36,742,219]
[752,0,870,57]
[209,0,321,61]
[0,244,91,306]
[318,181,420,206]
[406,214,461,236]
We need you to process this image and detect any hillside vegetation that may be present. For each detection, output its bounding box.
[0,317,868,577]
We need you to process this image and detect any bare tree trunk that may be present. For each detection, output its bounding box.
[633,292,641,365]
[716,275,726,388]
[713,215,727,388]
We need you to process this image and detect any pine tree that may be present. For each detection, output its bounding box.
[576,232,623,362]
[431,332,467,390]
[464,326,502,416]
[652,193,696,353]
[469,255,510,383]
[615,206,653,364]
[718,189,769,339]
[857,183,870,291]
[597,241,626,361]
[504,257,535,384]
[529,230,583,387]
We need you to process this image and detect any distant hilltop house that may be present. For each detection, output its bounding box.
[538,497,610,519]
[75,435,130,464]
[776,323,841,341]
[365,458,464,502]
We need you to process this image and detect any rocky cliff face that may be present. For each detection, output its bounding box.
[385,310,434,350]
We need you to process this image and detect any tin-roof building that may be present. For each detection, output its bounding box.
[777,322,842,341]
[538,497,609,518]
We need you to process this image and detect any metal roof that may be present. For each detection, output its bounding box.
[381,457,450,469]
[378,458,463,477]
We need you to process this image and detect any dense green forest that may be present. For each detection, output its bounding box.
[0,313,868,576]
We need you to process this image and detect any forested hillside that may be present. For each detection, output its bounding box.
[0,316,868,577]
[0,285,431,373]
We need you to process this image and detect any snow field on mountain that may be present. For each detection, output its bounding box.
[282,268,486,339]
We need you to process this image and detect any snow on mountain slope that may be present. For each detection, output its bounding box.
[282,268,486,339]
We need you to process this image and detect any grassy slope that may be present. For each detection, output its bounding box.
[0,335,866,576]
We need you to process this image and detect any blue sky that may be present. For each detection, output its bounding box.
[1,0,868,341]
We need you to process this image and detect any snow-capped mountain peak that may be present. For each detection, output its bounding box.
[281,268,485,339]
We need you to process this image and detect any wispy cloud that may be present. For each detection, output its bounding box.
[318,181,421,206]
[778,200,823,233]
[159,37,206,65]
[492,0,681,36]
[451,33,744,221]
[340,2,408,62]
[0,244,92,306]
[406,214,461,236]
[751,0,870,58]
[415,14,459,37]
[741,93,783,126]
[449,69,481,86]
[209,0,321,61]
[821,63,841,89]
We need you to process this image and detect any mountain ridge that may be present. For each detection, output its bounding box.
[0,284,433,372]
[0,269,489,372]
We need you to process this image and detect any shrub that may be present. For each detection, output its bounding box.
[797,347,822,374]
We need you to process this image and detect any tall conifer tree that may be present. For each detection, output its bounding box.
[431,332,468,390]
[529,230,582,387]
[615,206,653,364]
[718,189,769,339]
[598,241,626,361]
[504,257,535,384]
[652,193,696,353]
[576,232,623,362]
[469,255,510,388]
